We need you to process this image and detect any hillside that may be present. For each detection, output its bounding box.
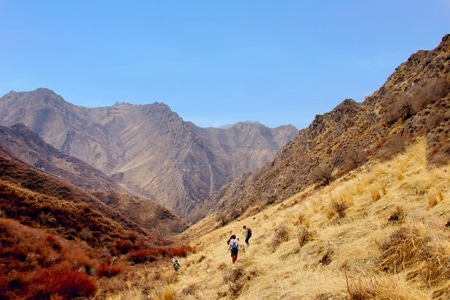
[0,123,187,234]
[106,140,450,299]
[90,34,450,300]
[0,91,298,219]
[194,34,450,225]
[0,144,193,299]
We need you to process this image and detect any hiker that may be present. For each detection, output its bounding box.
[243,225,252,246]
[226,233,236,246]
[172,257,180,271]
[228,235,240,263]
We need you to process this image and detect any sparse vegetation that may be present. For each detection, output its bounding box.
[112,140,450,299]
[0,150,193,299]
[377,134,407,161]
[310,164,333,186]
[344,146,367,171]
[297,224,316,247]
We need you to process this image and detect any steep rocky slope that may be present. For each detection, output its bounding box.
[0,90,297,219]
[196,34,450,225]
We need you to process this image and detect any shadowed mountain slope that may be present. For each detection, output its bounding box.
[0,144,148,249]
[0,90,298,220]
[0,123,187,234]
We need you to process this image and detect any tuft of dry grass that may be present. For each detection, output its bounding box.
[269,223,290,252]
[346,273,428,300]
[427,188,444,207]
[377,226,425,274]
[297,224,317,247]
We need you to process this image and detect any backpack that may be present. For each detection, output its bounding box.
[247,228,252,237]
[231,241,238,251]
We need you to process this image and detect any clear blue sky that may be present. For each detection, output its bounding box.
[1,1,449,129]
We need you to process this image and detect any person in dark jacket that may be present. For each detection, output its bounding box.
[243,225,252,246]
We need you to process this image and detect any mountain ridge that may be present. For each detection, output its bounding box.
[0,89,298,220]
[0,123,188,234]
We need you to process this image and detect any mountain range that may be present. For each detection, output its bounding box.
[0,33,449,299]
[0,90,298,221]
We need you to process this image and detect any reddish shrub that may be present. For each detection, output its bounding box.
[28,267,97,300]
[127,249,158,264]
[46,234,62,251]
[0,275,8,300]
[97,262,124,278]
[164,245,194,257]
[115,239,133,254]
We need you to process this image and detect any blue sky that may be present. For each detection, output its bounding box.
[0,1,449,129]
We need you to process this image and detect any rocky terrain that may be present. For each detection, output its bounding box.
[0,90,298,220]
[193,34,450,226]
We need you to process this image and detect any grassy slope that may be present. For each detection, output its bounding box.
[110,140,450,299]
[149,139,450,299]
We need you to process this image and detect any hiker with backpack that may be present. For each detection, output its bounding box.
[227,234,240,263]
[243,225,252,246]
[226,232,236,246]
[171,257,180,271]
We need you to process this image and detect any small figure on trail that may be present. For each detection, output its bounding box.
[172,257,180,271]
[243,225,252,246]
[228,235,240,263]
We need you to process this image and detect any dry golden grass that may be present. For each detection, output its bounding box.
[107,139,450,299]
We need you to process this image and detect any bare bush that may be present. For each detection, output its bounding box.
[97,261,124,278]
[377,134,406,161]
[331,201,348,218]
[428,143,450,166]
[344,147,367,171]
[411,77,450,113]
[384,95,413,125]
[310,164,333,186]
[384,77,450,125]
[432,282,450,299]
[426,112,448,130]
